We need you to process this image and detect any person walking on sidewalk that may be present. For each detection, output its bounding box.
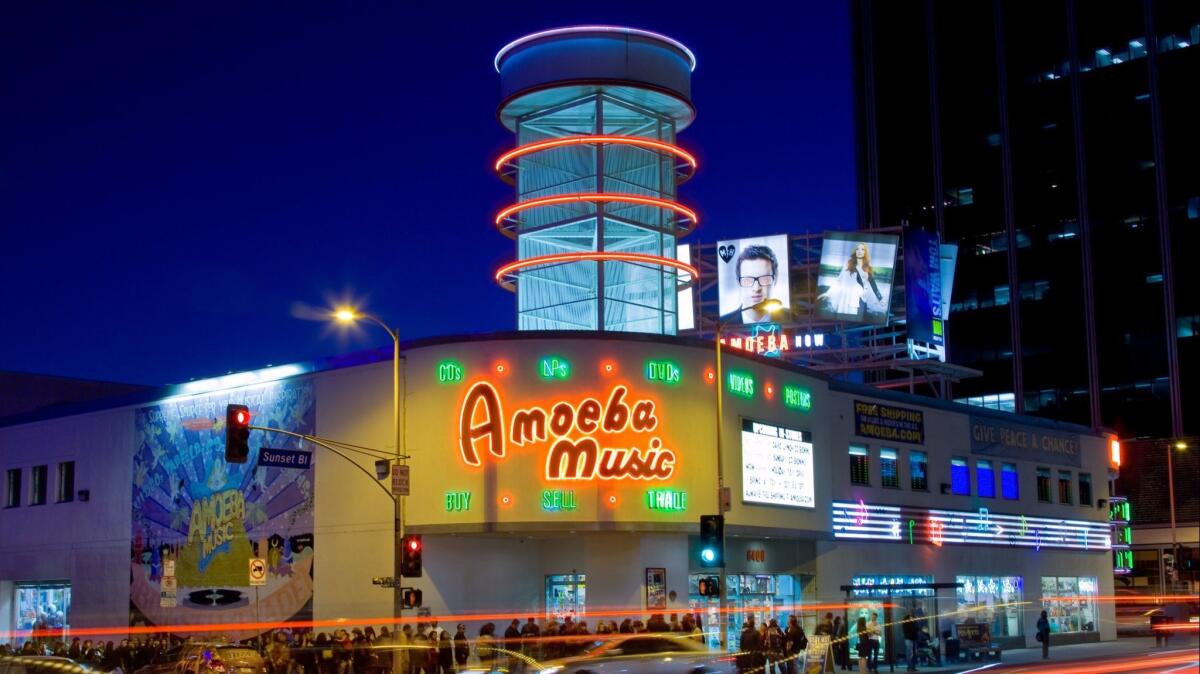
[1036,611,1051,660]
[901,612,918,672]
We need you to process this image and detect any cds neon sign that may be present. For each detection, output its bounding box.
[457,382,676,481]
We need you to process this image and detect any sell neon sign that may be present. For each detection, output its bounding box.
[457,381,676,481]
[832,501,1111,551]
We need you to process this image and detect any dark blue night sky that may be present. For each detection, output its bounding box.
[1,3,853,385]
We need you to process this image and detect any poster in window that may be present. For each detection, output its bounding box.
[645,568,667,610]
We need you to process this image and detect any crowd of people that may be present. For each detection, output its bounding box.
[734,615,807,674]
[0,635,177,672]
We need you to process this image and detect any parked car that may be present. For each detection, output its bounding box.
[133,644,265,674]
[521,634,734,674]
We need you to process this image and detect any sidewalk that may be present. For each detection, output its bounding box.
[848,635,1199,673]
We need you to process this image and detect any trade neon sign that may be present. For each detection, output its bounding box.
[457,381,676,481]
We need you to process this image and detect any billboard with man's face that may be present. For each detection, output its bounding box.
[716,234,791,326]
[815,232,899,325]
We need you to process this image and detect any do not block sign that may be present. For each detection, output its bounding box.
[249,558,267,586]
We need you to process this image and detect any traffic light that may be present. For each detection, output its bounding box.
[225,404,251,463]
[697,575,720,598]
[699,515,724,568]
[401,534,423,577]
[402,588,423,608]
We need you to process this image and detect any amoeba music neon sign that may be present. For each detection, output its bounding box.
[832,501,1112,552]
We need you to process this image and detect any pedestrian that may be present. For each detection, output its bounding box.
[436,633,452,674]
[520,617,540,661]
[476,623,496,672]
[764,618,786,674]
[785,615,807,674]
[815,613,833,636]
[669,614,681,632]
[833,616,850,671]
[396,625,412,674]
[1036,610,1050,660]
[619,619,632,634]
[736,620,759,674]
[866,613,881,673]
[901,612,918,672]
[453,624,470,671]
[854,618,871,674]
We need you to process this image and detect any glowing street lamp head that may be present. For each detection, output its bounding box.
[761,299,784,314]
[334,308,358,323]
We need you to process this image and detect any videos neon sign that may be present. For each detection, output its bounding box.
[458,382,676,481]
[832,501,1111,551]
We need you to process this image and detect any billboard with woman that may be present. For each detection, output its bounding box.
[816,232,899,325]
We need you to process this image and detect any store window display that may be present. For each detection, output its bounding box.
[15,583,71,639]
[955,576,1023,637]
[1040,576,1098,633]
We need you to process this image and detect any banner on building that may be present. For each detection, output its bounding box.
[131,380,315,637]
[717,234,791,325]
[969,416,1081,467]
[904,227,943,345]
[853,399,925,444]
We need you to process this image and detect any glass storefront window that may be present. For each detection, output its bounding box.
[1040,576,1098,633]
[848,576,933,654]
[15,583,71,638]
[545,573,586,621]
[698,573,796,652]
[955,575,1024,637]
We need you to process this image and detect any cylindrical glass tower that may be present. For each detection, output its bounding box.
[493,26,699,334]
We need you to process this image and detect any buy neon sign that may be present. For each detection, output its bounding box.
[458,382,676,481]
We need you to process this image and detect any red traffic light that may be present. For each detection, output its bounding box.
[408,538,421,552]
[235,410,250,425]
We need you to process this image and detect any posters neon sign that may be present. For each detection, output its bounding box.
[458,382,676,481]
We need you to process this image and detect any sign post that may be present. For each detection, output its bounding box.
[392,465,410,496]
[249,558,267,587]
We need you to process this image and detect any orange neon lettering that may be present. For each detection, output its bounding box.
[459,382,504,466]
[510,407,547,446]
[631,400,658,432]
[602,385,630,432]
[577,398,601,434]
[550,402,573,436]
[546,437,598,479]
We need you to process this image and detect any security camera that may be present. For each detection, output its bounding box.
[375,459,391,480]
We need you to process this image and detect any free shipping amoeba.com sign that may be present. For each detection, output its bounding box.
[853,399,925,444]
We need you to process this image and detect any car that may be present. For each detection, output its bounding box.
[133,644,265,674]
[526,633,735,674]
[0,655,104,674]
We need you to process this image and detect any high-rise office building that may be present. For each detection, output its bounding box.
[852,0,1197,439]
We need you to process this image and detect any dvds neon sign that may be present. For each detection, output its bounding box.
[457,382,676,481]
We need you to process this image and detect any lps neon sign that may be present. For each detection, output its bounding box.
[458,382,676,481]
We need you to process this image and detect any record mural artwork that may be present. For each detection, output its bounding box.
[131,381,315,637]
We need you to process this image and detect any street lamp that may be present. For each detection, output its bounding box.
[713,297,783,648]
[1166,439,1188,590]
[332,307,406,627]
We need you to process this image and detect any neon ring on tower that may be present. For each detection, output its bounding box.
[494,135,698,185]
[494,252,699,292]
[494,193,697,239]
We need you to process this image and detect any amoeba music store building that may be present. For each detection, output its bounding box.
[0,332,1120,655]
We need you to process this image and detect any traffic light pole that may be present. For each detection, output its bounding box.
[246,427,403,502]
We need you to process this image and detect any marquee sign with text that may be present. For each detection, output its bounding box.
[831,501,1111,552]
[969,416,1081,467]
[457,381,676,481]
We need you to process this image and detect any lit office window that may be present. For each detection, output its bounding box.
[1037,468,1052,502]
[1058,470,1073,504]
[56,462,75,503]
[1079,473,1092,507]
[5,469,20,508]
[850,444,870,486]
[1001,463,1019,500]
[910,451,928,491]
[880,449,899,488]
[977,460,995,498]
[30,465,47,506]
[951,458,970,495]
